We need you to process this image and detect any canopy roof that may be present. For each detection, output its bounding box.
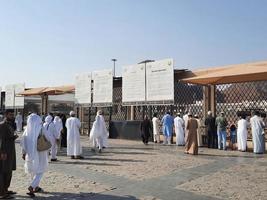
[20,85,75,96]
[181,61,267,85]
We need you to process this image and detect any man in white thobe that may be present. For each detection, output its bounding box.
[97,110,109,148]
[44,115,60,161]
[237,115,248,152]
[174,113,185,146]
[183,112,189,142]
[152,113,160,143]
[66,111,83,159]
[250,111,265,154]
[90,110,108,153]
[54,115,63,149]
[15,112,23,132]
[195,114,203,147]
[21,113,49,197]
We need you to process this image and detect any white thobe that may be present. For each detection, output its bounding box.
[237,119,248,151]
[54,117,63,149]
[100,115,109,148]
[152,117,160,143]
[196,119,203,146]
[174,116,185,145]
[66,117,82,156]
[21,127,49,175]
[15,114,23,132]
[250,115,265,154]
[90,115,108,150]
[183,114,189,141]
[44,121,59,159]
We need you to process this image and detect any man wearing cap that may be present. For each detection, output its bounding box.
[174,113,185,146]
[250,111,265,154]
[66,111,83,159]
[161,111,174,145]
[215,111,228,150]
[185,113,198,155]
[0,109,18,199]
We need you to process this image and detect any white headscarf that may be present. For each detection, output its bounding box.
[90,115,108,140]
[44,115,53,129]
[21,113,42,161]
[54,116,63,133]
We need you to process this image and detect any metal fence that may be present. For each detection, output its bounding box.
[81,80,267,136]
[216,81,267,124]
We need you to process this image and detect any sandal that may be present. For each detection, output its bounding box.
[34,187,44,193]
[27,186,35,198]
[75,156,84,159]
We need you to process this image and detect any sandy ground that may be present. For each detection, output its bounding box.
[8,136,267,200]
[9,166,113,199]
[177,158,267,200]
[77,139,213,181]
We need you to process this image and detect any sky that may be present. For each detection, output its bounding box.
[0,0,267,88]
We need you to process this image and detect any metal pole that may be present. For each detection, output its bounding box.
[111,59,117,77]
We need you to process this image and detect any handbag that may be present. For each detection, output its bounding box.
[37,128,52,151]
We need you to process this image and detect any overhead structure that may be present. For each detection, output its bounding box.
[20,85,74,96]
[181,61,267,85]
[19,85,75,114]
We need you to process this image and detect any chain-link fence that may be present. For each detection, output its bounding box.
[216,81,267,123]
[132,81,204,120]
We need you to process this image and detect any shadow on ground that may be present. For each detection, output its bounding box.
[15,192,138,200]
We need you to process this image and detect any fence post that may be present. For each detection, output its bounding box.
[88,107,91,137]
[210,85,216,116]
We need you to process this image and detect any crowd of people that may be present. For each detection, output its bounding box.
[0,109,108,198]
[0,108,266,199]
[141,110,266,155]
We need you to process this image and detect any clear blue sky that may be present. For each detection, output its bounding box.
[0,0,267,88]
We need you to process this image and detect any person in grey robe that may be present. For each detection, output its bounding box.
[0,109,18,199]
[250,111,265,154]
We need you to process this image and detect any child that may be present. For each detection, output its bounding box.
[229,122,237,150]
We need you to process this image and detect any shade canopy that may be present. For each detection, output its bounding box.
[20,85,75,96]
[181,61,267,85]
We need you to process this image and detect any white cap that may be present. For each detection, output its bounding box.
[70,111,75,116]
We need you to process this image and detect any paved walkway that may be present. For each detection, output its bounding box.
[10,136,267,200]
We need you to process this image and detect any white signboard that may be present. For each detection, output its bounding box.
[122,64,146,104]
[14,83,25,108]
[75,73,92,105]
[5,84,15,109]
[93,69,113,105]
[146,58,174,102]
